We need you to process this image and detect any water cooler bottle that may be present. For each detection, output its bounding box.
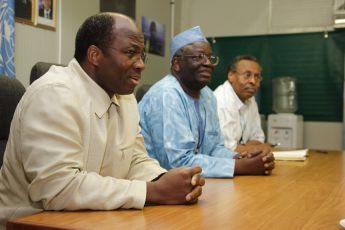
[267,77,303,148]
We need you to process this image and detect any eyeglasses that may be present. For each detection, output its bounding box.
[105,47,147,63]
[177,53,219,66]
[235,71,262,82]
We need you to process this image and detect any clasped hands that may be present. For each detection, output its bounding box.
[234,147,275,175]
[146,166,205,205]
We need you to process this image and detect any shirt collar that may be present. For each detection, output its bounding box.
[225,80,248,110]
[69,58,115,118]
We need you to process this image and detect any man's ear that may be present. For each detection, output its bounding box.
[87,45,102,66]
[172,58,181,72]
[227,71,235,83]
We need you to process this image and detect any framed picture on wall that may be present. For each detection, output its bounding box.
[142,16,165,57]
[15,0,35,25]
[35,0,57,31]
[100,0,135,20]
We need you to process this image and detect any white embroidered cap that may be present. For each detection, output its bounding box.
[170,26,208,60]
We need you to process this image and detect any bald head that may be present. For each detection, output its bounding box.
[111,13,137,32]
[74,12,139,63]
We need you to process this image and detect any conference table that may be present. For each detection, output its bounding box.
[7,150,345,229]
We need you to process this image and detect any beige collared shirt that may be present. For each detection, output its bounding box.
[0,59,165,229]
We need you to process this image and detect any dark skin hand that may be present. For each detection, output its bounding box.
[234,150,275,175]
[235,141,273,155]
[146,166,205,205]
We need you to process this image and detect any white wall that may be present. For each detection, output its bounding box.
[179,0,343,150]
[179,0,333,36]
[60,0,100,64]
[15,23,59,87]
[179,0,271,36]
[304,122,342,150]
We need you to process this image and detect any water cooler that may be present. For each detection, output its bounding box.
[267,77,303,148]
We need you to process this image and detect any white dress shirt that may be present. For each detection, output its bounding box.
[0,59,165,228]
[44,9,51,18]
[214,81,265,150]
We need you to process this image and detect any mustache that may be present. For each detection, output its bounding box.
[243,85,257,91]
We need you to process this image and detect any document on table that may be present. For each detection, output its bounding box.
[272,149,309,161]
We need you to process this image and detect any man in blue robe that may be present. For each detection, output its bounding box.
[139,26,275,177]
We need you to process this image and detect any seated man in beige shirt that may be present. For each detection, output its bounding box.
[0,12,204,229]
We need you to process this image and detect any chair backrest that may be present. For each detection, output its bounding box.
[30,62,65,84]
[135,84,152,103]
[0,76,26,166]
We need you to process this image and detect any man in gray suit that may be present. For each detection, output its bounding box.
[39,0,53,19]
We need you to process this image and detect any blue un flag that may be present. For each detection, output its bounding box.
[0,0,15,77]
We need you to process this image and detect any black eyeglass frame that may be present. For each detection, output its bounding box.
[176,53,219,66]
[103,46,148,63]
[234,70,263,82]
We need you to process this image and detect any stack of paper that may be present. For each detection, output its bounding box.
[273,149,309,161]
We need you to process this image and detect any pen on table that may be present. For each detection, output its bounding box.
[270,142,280,147]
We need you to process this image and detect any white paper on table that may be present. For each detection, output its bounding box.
[272,149,309,161]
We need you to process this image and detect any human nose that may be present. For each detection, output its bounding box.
[133,57,145,71]
[248,75,256,84]
[202,55,210,64]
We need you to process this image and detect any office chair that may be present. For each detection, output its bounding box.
[30,62,65,84]
[0,75,26,166]
[135,84,152,103]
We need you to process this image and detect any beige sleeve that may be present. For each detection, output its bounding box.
[126,129,167,181]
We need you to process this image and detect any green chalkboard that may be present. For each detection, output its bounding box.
[208,31,344,122]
